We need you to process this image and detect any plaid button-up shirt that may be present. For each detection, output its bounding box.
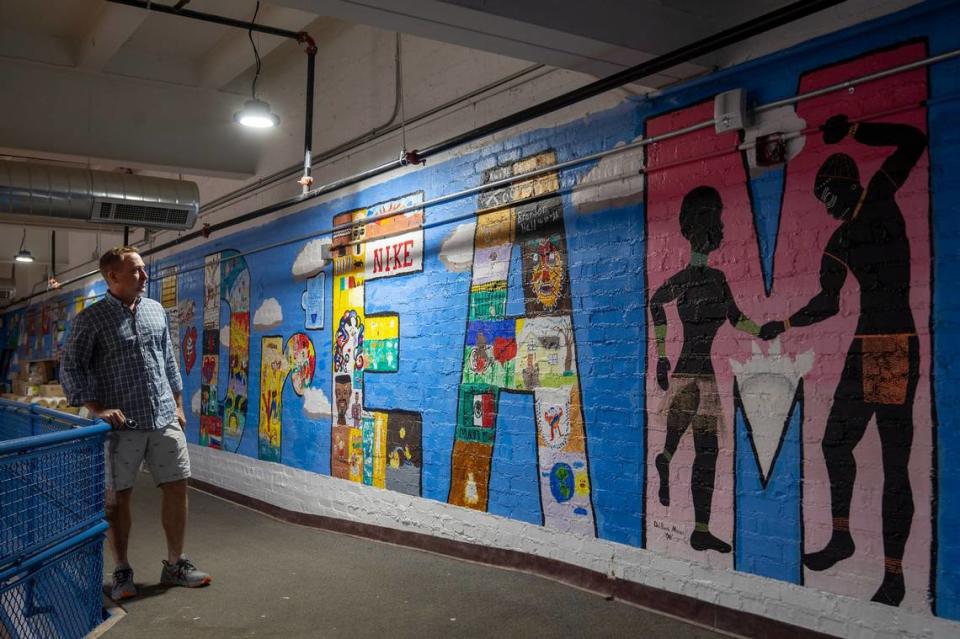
[61,292,182,430]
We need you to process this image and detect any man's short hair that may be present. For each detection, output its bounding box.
[99,246,140,278]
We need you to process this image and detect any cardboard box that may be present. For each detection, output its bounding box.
[28,361,55,384]
[40,383,64,398]
[13,381,40,397]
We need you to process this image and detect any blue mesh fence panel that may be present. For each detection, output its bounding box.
[0,400,107,638]
[0,437,104,568]
[0,536,105,639]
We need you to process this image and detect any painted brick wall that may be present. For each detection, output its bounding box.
[4,2,960,637]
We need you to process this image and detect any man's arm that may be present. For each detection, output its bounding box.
[60,314,97,406]
[173,391,185,428]
[721,274,760,337]
[60,313,123,428]
[650,272,685,390]
[823,114,926,192]
[857,121,926,193]
[788,252,848,328]
[162,317,185,428]
[650,272,685,357]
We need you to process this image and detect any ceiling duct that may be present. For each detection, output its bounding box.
[0,160,199,230]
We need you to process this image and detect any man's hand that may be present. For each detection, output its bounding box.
[173,392,186,430]
[175,406,186,430]
[759,320,787,341]
[822,114,851,144]
[92,407,127,430]
[656,357,671,391]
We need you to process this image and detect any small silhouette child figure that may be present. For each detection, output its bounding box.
[650,186,761,553]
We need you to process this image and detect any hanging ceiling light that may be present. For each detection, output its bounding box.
[234,98,280,128]
[14,229,34,263]
[234,2,279,129]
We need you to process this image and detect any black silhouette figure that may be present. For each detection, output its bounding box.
[761,114,926,606]
[651,186,761,554]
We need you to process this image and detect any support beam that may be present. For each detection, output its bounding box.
[270,0,710,84]
[272,0,920,82]
[75,2,149,71]
[0,58,259,178]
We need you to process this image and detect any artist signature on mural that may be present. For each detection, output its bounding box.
[652,520,686,541]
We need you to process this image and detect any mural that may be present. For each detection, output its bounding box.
[302,272,324,330]
[644,42,933,608]
[330,193,424,494]
[200,249,251,451]
[448,151,595,535]
[259,333,316,461]
[650,185,762,555]
[7,5,960,627]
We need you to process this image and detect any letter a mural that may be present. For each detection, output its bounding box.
[448,151,596,535]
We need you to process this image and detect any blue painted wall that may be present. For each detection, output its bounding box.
[4,0,960,623]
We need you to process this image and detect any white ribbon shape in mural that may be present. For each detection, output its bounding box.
[730,340,813,484]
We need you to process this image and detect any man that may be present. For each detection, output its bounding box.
[761,114,926,605]
[61,247,211,602]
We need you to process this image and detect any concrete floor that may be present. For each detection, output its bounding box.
[101,472,729,639]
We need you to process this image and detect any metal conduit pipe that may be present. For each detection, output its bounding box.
[9,0,855,307]
[413,0,849,159]
[200,61,548,216]
[207,31,410,211]
[299,33,318,193]
[106,0,302,39]
[106,0,321,200]
[37,94,952,291]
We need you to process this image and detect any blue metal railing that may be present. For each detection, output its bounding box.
[0,400,110,571]
[0,399,108,639]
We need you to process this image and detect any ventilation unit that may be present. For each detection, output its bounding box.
[0,160,199,230]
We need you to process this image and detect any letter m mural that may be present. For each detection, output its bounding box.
[643,42,937,611]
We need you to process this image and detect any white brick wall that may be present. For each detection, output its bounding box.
[189,443,960,638]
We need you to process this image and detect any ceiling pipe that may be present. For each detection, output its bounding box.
[106,0,302,39]
[297,32,318,193]
[8,0,847,308]
[200,60,546,216]
[106,0,318,190]
[415,0,852,159]
[146,0,847,252]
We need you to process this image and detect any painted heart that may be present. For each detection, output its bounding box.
[182,326,197,374]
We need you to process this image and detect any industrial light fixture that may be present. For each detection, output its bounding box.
[234,98,280,128]
[14,229,34,263]
[234,1,279,129]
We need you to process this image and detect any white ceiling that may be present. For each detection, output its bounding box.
[0,0,922,283]
[0,0,921,178]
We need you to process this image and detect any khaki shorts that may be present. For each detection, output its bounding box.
[105,424,191,493]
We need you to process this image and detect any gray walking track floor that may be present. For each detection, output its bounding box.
[99,472,730,639]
